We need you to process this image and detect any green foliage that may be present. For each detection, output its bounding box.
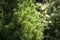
[0,0,44,40]
[13,0,44,40]
[0,0,17,40]
[35,0,60,40]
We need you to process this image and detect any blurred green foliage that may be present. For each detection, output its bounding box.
[0,0,18,40]
[35,0,60,40]
[0,0,44,40]
[0,0,60,40]
[14,0,44,40]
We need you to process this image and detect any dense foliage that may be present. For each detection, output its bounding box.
[0,0,44,40]
[0,0,17,40]
[0,0,60,40]
[35,0,60,40]
[14,0,44,40]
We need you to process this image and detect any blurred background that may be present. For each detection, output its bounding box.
[0,0,60,40]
